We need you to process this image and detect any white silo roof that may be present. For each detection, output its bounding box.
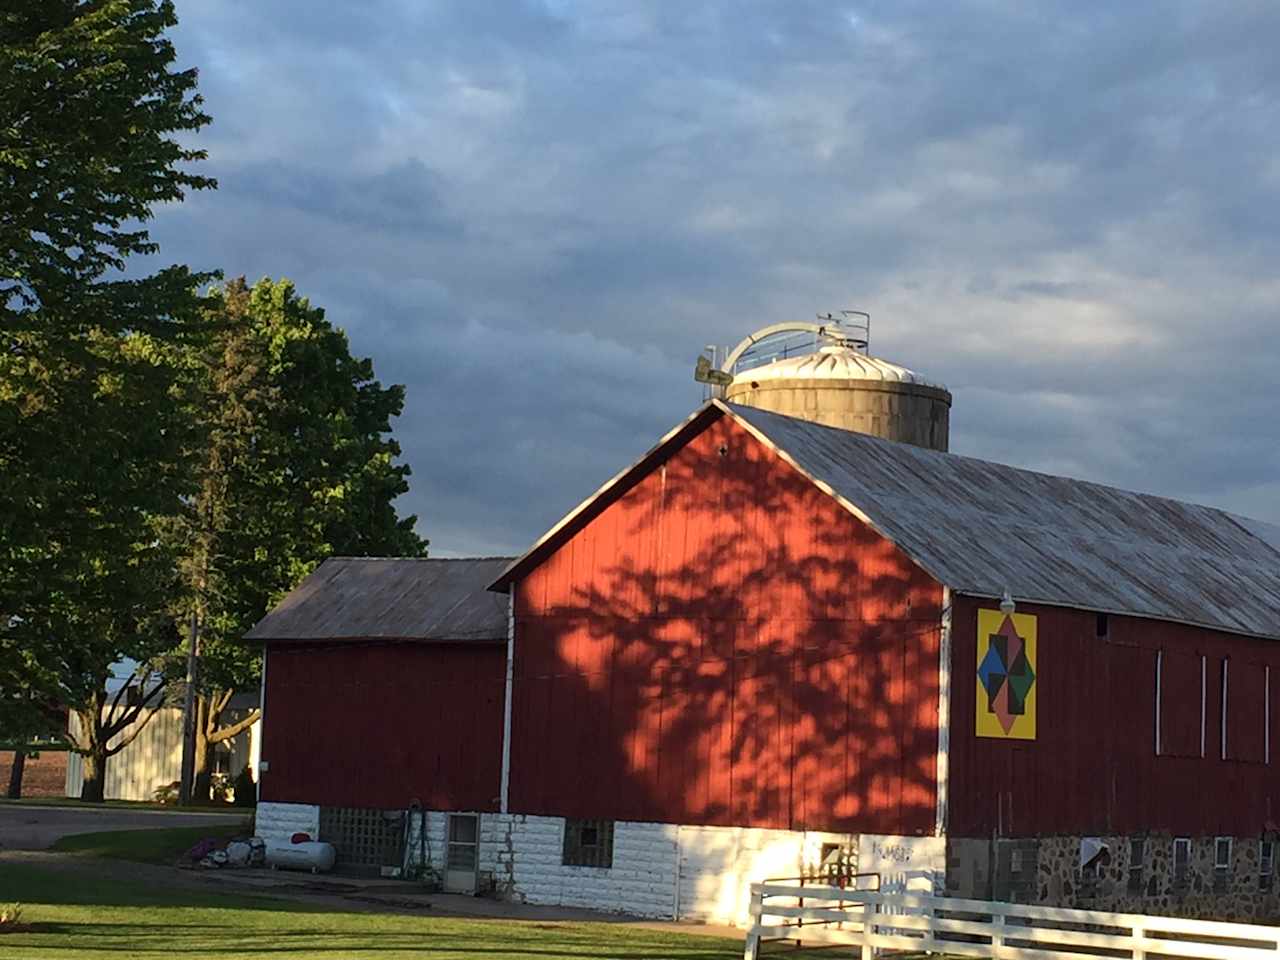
[731,345,948,391]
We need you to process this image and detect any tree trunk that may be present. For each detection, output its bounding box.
[74,697,110,803]
[6,751,25,799]
[192,696,212,804]
[80,748,106,802]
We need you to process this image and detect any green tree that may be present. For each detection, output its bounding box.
[0,1,214,797]
[6,330,194,801]
[0,0,214,333]
[173,278,425,802]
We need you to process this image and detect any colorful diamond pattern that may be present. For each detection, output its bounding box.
[977,614,1035,734]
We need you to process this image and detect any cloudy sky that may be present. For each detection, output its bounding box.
[152,1,1280,556]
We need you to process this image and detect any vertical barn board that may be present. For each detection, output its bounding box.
[1228,660,1267,764]
[903,618,941,836]
[789,649,820,830]
[261,644,504,811]
[1107,642,1155,835]
[1162,648,1206,758]
[702,655,734,823]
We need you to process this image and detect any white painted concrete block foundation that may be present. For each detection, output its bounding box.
[408,812,885,926]
[255,801,320,845]
[269,800,941,928]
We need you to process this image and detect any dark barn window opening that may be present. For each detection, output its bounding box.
[1173,837,1192,888]
[563,819,615,868]
[1214,836,1233,892]
[1127,838,1146,895]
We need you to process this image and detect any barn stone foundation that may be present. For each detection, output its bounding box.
[946,833,1280,923]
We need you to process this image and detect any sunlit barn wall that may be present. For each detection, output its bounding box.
[507,416,945,835]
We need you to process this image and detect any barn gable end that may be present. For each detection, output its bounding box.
[507,412,946,836]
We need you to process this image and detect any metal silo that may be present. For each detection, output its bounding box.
[696,311,952,452]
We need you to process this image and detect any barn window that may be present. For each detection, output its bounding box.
[816,842,857,886]
[1173,838,1191,887]
[1214,836,1233,892]
[1096,613,1110,639]
[1261,840,1275,892]
[1127,838,1146,894]
[562,819,614,868]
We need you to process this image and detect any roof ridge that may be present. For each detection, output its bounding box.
[325,555,517,562]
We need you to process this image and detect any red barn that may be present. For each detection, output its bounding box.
[247,557,511,875]
[251,401,1280,923]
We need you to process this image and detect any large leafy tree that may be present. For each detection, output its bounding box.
[173,278,426,802]
[0,0,214,332]
[0,1,214,797]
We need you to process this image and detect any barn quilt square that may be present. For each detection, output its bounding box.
[975,609,1037,740]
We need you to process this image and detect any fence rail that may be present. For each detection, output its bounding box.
[743,883,1280,960]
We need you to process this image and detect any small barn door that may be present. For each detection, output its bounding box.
[444,814,479,894]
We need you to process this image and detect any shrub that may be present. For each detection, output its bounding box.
[232,767,256,807]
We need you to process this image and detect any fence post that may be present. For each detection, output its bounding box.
[860,896,875,960]
[991,909,1007,960]
[741,887,763,960]
[1132,922,1145,960]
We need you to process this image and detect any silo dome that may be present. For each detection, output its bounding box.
[724,343,952,451]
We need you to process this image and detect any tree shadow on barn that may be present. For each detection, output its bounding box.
[506,414,943,838]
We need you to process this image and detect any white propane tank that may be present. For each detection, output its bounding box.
[264,840,337,873]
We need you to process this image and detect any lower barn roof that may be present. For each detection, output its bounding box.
[245,557,515,643]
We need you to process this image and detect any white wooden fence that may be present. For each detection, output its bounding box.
[744,881,1280,959]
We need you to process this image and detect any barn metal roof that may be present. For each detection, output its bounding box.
[492,401,1280,641]
[730,403,1280,640]
[245,557,514,643]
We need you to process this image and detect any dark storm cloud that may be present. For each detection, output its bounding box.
[151,0,1280,553]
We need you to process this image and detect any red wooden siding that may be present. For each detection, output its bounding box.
[261,643,505,811]
[949,595,1280,837]
[508,416,945,835]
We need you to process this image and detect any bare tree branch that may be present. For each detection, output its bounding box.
[102,678,166,742]
[105,694,166,757]
[207,707,260,744]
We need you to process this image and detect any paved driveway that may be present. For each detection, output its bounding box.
[0,803,244,851]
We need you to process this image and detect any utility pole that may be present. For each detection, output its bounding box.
[178,609,200,804]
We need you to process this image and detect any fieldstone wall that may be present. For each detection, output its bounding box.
[948,833,1280,922]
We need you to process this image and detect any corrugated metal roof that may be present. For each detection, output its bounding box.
[729,403,1280,641]
[245,557,514,643]
[492,400,1280,641]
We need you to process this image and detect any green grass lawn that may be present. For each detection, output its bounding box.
[0,862,747,959]
[49,822,253,865]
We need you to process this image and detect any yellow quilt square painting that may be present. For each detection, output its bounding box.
[975,609,1037,740]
